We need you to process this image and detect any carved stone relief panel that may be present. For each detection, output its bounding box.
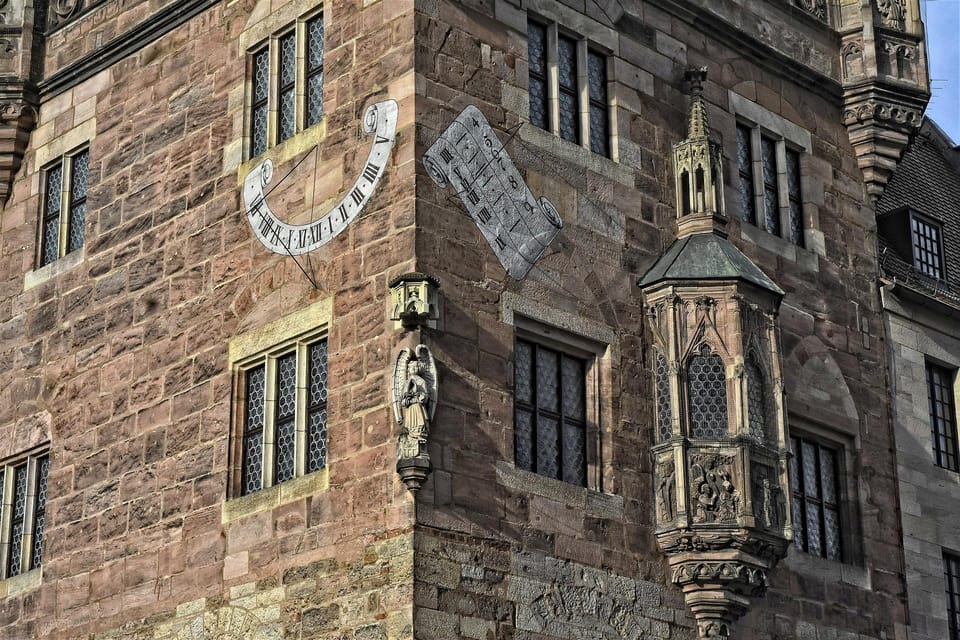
[793,0,827,23]
[750,463,786,531]
[841,40,865,82]
[655,455,677,525]
[875,0,906,29]
[689,453,740,523]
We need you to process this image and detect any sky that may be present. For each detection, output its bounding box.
[921,0,960,143]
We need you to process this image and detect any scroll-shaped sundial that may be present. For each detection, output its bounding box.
[242,99,398,255]
[423,106,562,279]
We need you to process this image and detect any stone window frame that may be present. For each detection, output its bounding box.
[926,360,959,473]
[225,299,331,520]
[945,550,960,640]
[245,7,325,159]
[785,422,862,567]
[525,14,617,160]
[37,145,90,268]
[910,211,946,280]
[0,448,49,592]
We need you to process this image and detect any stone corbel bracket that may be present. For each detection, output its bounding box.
[0,86,38,205]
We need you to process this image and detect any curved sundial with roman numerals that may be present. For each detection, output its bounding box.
[242,99,398,255]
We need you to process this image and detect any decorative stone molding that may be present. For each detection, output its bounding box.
[0,93,37,204]
[793,0,827,22]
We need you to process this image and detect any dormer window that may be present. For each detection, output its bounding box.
[910,212,944,279]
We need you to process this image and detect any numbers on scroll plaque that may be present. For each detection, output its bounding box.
[423,106,562,279]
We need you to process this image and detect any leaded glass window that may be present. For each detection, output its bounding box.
[946,551,960,640]
[789,435,842,561]
[248,13,325,156]
[687,344,728,439]
[0,452,50,578]
[656,352,672,442]
[514,339,587,486]
[785,148,804,247]
[526,21,611,158]
[239,336,328,496]
[760,135,780,236]
[746,358,766,441]
[736,124,756,226]
[927,362,959,472]
[38,149,90,267]
[912,214,944,280]
[527,21,548,131]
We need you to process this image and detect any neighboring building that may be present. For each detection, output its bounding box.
[0,1,932,640]
[877,117,960,640]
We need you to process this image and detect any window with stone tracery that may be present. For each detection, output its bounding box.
[248,12,324,157]
[687,344,728,439]
[746,357,767,441]
[656,352,673,443]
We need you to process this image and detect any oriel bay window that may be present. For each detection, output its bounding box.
[235,335,328,496]
[249,12,324,157]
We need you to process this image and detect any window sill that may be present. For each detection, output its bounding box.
[222,467,329,524]
[495,460,623,518]
[236,117,326,186]
[24,249,84,291]
[0,568,41,598]
[782,545,869,589]
[517,123,633,187]
[739,222,821,273]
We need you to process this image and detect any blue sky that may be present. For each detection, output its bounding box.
[922,0,960,143]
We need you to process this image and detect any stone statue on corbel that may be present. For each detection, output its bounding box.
[392,344,437,492]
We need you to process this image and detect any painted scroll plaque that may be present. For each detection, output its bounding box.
[423,106,562,279]
[242,99,398,255]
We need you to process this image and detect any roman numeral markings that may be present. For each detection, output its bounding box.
[350,186,366,205]
[361,162,380,183]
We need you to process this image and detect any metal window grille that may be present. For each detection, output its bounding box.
[785,148,804,247]
[67,149,89,254]
[587,50,609,156]
[239,338,328,496]
[687,344,728,439]
[736,124,756,226]
[514,339,587,486]
[251,47,269,156]
[277,31,297,144]
[927,362,959,472]
[946,551,960,640]
[746,358,766,441]
[912,215,944,280]
[557,34,579,145]
[656,352,672,442]
[789,435,842,561]
[527,21,549,131]
[760,135,781,236]
[0,454,49,578]
[305,15,324,128]
[39,163,63,267]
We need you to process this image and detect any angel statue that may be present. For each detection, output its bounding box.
[392,345,438,471]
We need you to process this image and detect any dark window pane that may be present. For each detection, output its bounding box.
[790,435,843,560]
[8,464,27,577]
[656,353,672,442]
[537,415,560,479]
[306,16,324,127]
[945,552,960,640]
[527,21,548,131]
[927,362,959,471]
[746,359,766,441]
[30,455,49,570]
[515,409,534,472]
[561,356,584,418]
[557,35,579,144]
[515,341,532,404]
[536,348,559,413]
[251,48,269,155]
[67,150,89,254]
[307,340,328,473]
[561,421,585,485]
[687,344,727,438]
[736,124,756,225]
[275,416,296,484]
[912,215,943,279]
[558,91,578,144]
[278,32,296,142]
[40,164,63,266]
[309,341,328,406]
[587,51,608,156]
[307,409,327,473]
[242,365,266,495]
[273,352,297,483]
[761,135,780,235]
[785,148,804,246]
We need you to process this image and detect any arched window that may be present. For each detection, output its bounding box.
[656,352,672,442]
[745,357,767,441]
[687,343,728,438]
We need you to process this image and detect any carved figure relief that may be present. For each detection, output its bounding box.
[174,606,276,640]
[392,345,438,460]
[655,458,677,523]
[794,0,827,22]
[690,454,740,523]
[242,99,398,255]
[751,464,786,530]
[876,0,906,29]
[528,586,645,640]
[423,105,562,279]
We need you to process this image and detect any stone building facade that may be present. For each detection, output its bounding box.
[0,0,933,639]
[876,118,960,640]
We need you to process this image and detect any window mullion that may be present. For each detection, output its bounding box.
[0,467,10,579]
[267,37,279,148]
[775,140,790,240]
[58,156,71,259]
[20,457,38,574]
[546,24,559,137]
[263,356,278,488]
[530,343,540,474]
[750,128,764,228]
[295,343,308,478]
[576,39,589,149]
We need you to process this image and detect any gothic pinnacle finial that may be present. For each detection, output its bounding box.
[685,67,709,140]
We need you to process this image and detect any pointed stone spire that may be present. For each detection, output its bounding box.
[673,67,725,237]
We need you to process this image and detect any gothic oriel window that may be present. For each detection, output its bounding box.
[0,452,49,578]
[39,148,89,267]
[911,213,944,279]
[526,19,612,158]
[237,336,328,496]
[945,551,960,640]
[514,338,587,486]
[687,344,728,439]
[789,435,842,561]
[926,362,959,472]
[248,12,324,157]
[736,121,805,247]
[656,352,672,443]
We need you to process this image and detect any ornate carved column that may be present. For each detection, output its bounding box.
[640,69,791,640]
